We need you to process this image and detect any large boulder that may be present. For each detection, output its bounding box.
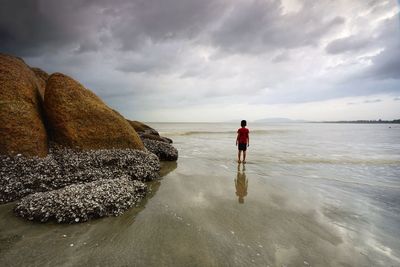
[44,73,144,150]
[30,67,49,99]
[0,53,48,157]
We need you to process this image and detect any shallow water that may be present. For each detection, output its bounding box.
[1,123,399,266]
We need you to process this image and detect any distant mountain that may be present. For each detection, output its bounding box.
[321,119,400,124]
[254,117,308,123]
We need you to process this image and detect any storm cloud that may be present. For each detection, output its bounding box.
[0,0,399,121]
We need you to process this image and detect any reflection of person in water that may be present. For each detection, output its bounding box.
[235,164,248,204]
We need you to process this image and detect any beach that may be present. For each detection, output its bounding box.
[1,122,399,266]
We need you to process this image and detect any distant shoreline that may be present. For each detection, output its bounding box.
[148,120,400,124]
[318,119,400,124]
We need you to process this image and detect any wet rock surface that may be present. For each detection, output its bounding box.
[144,139,178,161]
[0,146,160,204]
[14,178,146,223]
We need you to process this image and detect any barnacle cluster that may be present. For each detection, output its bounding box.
[143,139,178,161]
[0,145,160,223]
[14,178,146,223]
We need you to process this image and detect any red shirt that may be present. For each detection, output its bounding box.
[237,127,249,144]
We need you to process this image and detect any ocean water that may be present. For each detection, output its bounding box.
[0,122,399,266]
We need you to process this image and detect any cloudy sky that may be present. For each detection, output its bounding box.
[1,0,399,122]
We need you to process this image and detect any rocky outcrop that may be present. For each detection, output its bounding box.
[126,120,174,144]
[128,120,159,136]
[143,139,178,161]
[140,133,173,144]
[30,67,49,99]
[14,178,146,223]
[0,145,159,204]
[125,120,177,160]
[0,53,178,224]
[0,54,48,158]
[44,73,144,150]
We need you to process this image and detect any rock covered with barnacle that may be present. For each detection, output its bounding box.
[0,53,179,224]
[0,145,159,204]
[14,178,146,223]
[143,139,178,161]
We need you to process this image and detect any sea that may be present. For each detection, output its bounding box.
[0,122,399,266]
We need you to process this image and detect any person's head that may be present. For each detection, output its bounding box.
[240,120,247,127]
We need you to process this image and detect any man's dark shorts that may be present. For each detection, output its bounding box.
[238,143,247,151]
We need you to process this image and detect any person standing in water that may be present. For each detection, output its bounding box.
[236,120,250,163]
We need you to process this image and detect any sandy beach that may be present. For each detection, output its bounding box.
[1,122,399,266]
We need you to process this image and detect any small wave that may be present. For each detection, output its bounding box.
[247,156,400,166]
[281,158,400,165]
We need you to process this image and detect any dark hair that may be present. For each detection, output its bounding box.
[241,120,247,127]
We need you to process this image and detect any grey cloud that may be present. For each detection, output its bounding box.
[324,1,396,56]
[272,51,290,62]
[115,41,183,74]
[326,35,371,54]
[363,99,382,103]
[0,0,112,56]
[210,0,345,54]
[117,59,163,74]
[393,97,400,101]
[366,43,400,80]
[74,39,100,54]
[109,0,228,51]
[362,14,400,80]
[0,0,346,58]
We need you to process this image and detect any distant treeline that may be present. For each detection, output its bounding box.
[322,119,400,124]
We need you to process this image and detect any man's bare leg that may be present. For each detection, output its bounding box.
[243,151,246,163]
[238,150,242,163]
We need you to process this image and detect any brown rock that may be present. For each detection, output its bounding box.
[44,73,144,150]
[30,67,49,99]
[0,53,48,157]
[127,120,159,136]
[140,133,173,144]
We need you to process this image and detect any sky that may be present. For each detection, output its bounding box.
[1,0,399,122]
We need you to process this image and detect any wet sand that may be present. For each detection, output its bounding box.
[0,158,393,266]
